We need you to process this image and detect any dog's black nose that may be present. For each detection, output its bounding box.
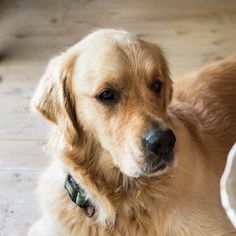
[144,129,176,155]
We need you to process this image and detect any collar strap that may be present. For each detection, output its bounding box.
[64,174,95,218]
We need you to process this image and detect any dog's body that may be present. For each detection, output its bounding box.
[29,30,236,236]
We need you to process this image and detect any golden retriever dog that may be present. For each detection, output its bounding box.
[29,29,236,236]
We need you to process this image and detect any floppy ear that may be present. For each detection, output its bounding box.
[31,53,79,144]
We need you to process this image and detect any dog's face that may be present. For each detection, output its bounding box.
[32,29,176,178]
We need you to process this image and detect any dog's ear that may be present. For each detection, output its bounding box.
[31,53,79,144]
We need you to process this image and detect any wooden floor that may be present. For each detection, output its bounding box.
[0,0,236,235]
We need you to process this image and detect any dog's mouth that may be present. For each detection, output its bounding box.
[144,152,175,176]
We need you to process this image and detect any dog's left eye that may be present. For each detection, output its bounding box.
[150,79,162,94]
[96,88,119,104]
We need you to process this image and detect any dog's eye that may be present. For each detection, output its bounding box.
[150,79,162,94]
[99,89,115,100]
[96,89,118,104]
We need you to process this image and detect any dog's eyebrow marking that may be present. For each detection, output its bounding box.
[94,80,125,95]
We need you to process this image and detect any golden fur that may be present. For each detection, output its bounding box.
[29,29,236,236]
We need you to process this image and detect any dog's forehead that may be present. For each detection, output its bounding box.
[72,31,163,94]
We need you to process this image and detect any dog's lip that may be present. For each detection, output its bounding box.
[152,162,167,172]
[147,162,167,174]
[145,153,175,175]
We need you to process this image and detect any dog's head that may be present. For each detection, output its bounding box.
[32,29,176,178]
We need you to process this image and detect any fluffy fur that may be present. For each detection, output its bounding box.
[29,29,236,236]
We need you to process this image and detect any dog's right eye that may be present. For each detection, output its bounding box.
[96,89,119,104]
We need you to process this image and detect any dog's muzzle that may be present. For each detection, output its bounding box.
[143,128,176,174]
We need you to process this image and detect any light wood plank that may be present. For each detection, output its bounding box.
[0,140,49,169]
[0,113,49,140]
[0,171,42,236]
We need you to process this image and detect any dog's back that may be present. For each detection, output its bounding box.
[171,55,236,178]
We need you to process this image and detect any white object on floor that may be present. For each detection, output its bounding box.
[221,143,236,228]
